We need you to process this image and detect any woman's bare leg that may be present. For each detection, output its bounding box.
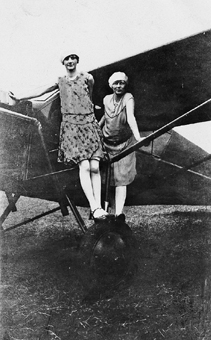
[115,185,127,216]
[90,159,102,208]
[79,159,107,218]
[79,160,98,212]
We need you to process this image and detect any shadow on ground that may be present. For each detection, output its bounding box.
[1,196,211,339]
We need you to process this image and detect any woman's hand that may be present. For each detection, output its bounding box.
[136,136,145,143]
[8,91,20,102]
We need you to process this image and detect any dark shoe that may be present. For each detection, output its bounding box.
[115,213,126,223]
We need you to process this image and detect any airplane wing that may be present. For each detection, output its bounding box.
[3,29,211,132]
[91,29,211,130]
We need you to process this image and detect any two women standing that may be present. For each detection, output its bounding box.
[9,53,142,223]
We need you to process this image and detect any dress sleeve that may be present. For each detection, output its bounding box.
[87,73,94,83]
[57,76,63,86]
[123,93,134,104]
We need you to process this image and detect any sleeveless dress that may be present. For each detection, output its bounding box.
[57,72,104,165]
[103,92,137,186]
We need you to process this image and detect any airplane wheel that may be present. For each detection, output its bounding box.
[79,217,137,292]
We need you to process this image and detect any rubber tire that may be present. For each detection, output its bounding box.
[78,216,137,294]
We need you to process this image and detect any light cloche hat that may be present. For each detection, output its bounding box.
[108,72,128,87]
[60,50,79,64]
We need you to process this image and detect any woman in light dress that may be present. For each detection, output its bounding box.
[9,51,108,221]
[100,72,143,222]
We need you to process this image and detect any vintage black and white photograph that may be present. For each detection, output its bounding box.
[1,1,211,339]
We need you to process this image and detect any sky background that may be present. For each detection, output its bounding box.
[1,0,211,151]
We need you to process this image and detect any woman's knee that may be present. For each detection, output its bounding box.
[79,160,90,173]
[90,160,100,174]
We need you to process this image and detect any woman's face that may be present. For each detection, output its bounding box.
[111,80,127,96]
[63,55,78,71]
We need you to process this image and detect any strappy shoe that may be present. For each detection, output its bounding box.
[90,207,108,221]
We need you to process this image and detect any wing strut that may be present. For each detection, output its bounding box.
[112,97,211,164]
[160,151,211,182]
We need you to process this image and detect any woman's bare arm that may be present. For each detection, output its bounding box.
[125,98,143,142]
[9,83,58,102]
[87,74,94,100]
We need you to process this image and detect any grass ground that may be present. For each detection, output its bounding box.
[1,193,211,339]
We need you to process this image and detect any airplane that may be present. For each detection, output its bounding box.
[1,28,211,291]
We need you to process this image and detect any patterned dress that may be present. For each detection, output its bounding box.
[103,93,137,186]
[57,72,104,164]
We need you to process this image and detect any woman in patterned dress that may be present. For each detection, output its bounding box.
[9,51,108,220]
[99,72,143,222]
